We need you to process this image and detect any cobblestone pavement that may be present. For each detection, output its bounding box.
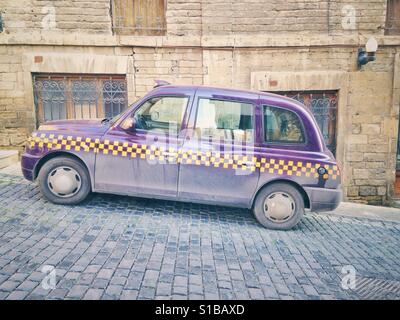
[0,168,400,300]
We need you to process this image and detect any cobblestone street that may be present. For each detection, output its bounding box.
[0,166,399,300]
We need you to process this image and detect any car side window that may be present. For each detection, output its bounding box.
[131,96,188,135]
[264,105,305,144]
[195,98,254,142]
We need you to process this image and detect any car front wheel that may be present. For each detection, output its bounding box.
[38,156,91,205]
[253,183,304,230]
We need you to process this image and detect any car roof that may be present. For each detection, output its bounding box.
[152,84,304,107]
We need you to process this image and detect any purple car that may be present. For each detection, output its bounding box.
[21,82,342,230]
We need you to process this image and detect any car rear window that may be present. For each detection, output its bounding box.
[264,105,305,144]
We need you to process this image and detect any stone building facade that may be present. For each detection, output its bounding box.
[0,0,400,205]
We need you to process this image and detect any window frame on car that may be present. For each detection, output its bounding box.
[193,97,256,144]
[121,94,192,137]
[261,104,308,147]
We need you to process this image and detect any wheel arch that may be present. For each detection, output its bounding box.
[251,179,310,209]
[33,151,94,189]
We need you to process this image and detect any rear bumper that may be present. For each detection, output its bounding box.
[304,186,342,212]
[21,152,40,181]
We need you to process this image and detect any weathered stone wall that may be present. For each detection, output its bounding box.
[1,0,111,34]
[201,0,386,35]
[346,71,396,204]
[0,0,399,205]
[328,0,387,35]
[0,0,388,36]
[132,47,204,98]
[0,45,29,147]
[167,0,202,36]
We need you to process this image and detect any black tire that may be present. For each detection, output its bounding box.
[37,156,91,205]
[253,183,304,230]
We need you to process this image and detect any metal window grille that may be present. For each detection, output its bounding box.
[111,0,166,35]
[386,0,400,35]
[33,74,127,126]
[275,91,338,155]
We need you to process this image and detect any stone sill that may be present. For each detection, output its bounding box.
[1,32,400,48]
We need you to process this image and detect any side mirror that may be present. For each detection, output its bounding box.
[120,117,136,131]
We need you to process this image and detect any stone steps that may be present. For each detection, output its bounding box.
[0,150,19,169]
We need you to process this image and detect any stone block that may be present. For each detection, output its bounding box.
[362,124,381,135]
[359,186,377,196]
[348,134,368,144]
[353,169,370,179]
[346,152,363,162]
[364,153,387,162]
[346,186,359,197]
[377,186,387,196]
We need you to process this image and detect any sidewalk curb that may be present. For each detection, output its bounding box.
[324,202,400,224]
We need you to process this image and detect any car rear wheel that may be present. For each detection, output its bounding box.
[253,183,304,230]
[38,156,91,205]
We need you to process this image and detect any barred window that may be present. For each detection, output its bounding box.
[33,74,127,126]
[386,0,400,35]
[111,0,166,35]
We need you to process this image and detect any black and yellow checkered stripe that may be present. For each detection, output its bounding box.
[28,133,340,180]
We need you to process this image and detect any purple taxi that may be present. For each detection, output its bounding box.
[21,82,342,230]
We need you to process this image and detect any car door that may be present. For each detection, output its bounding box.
[95,90,194,198]
[177,88,260,207]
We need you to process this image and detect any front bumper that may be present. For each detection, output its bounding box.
[21,152,41,181]
[304,186,342,212]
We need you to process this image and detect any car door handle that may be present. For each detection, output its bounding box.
[243,161,255,166]
[162,152,176,157]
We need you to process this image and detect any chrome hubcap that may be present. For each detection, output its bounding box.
[263,192,295,223]
[47,166,81,198]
